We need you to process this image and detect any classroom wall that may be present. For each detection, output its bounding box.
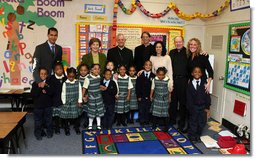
[204,0,250,128]
[0,0,207,89]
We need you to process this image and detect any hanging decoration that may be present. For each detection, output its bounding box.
[115,0,230,20]
[118,0,137,15]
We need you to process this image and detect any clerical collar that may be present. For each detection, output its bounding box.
[118,46,124,50]
[144,43,150,47]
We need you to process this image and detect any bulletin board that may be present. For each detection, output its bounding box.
[76,22,184,65]
[224,22,250,96]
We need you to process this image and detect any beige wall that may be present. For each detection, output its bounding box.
[204,0,250,127]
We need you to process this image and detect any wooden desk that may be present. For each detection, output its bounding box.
[0,112,27,124]
[0,89,30,111]
[0,112,27,154]
[0,123,18,154]
[0,123,17,139]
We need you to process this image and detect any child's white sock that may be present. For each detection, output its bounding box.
[96,117,101,126]
[88,118,94,127]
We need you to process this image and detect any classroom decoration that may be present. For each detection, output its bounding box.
[115,0,230,20]
[83,126,202,154]
[76,23,184,65]
[0,1,56,88]
[224,22,250,95]
[230,0,250,11]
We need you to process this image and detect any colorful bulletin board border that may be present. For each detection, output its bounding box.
[82,126,202,154]
[76,22,184,65]
[224,22,250,96]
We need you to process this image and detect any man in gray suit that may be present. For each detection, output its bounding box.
[32,27,62,82]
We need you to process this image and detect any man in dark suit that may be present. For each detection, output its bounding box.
[107,33,133,70]
[32,27,62,83]
[134,32,154,71]
[169,36,188,132]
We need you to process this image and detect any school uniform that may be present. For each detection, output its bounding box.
[136,71,155,125]
[129,76,138,123]
[31,79,54,139]
[151,76,171,131]
[60,79,83,134]
[113,74,133,126]
[83,74,105,118]
[50,74,67,134]
[78,75,89,127]
[101,79,118,129]
[186,78,211,141]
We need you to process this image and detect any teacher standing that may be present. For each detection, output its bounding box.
[32,27,62,82]
[81,38,107,74]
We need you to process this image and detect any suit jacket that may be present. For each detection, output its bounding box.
[136,71,155,99]
[107,46,133,70]
[186,79,211,111]
[81,53,107,74]
[101,80,118,105]
[32,41,62,82]
[134,44,154,71]
[31,79,54,109]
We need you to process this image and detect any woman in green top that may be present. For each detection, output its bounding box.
[81,38,107,74]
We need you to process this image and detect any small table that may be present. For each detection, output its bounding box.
[0,112,27,154]
[0,89,31,111]
[0,123,17,154]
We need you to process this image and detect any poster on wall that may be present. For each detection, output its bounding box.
[230,0,250,11]
[224,22,250,96]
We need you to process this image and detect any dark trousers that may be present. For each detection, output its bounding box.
[82,111,89,127]
[169,77,187,129]
[139,98,151,124]
[152,116,169,131]
[103,104,115,129]
[116,113,127,125]
[188,107,207,140]
[34,107,53,137]
[62,117,80,131]
[53,116,61,130]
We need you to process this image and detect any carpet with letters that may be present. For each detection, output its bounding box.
[82,126,202,154]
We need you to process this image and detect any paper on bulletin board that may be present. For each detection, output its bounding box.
[62,46,71,71]
[169,29,184,51]
[116,28,142,51]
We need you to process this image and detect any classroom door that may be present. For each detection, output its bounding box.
[204,24,228,122]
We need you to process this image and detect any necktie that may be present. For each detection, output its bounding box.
[196,81,199,90]
[51,45,55,55]
[145,73,148,78]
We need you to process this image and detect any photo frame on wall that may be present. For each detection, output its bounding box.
[230,0,250,11]
[224,22,250,96]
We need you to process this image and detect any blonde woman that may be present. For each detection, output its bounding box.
[187,38,214,93]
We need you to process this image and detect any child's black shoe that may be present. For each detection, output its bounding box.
[65,129,70,136]
[55,128,60,135]
[75,128,81,135]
